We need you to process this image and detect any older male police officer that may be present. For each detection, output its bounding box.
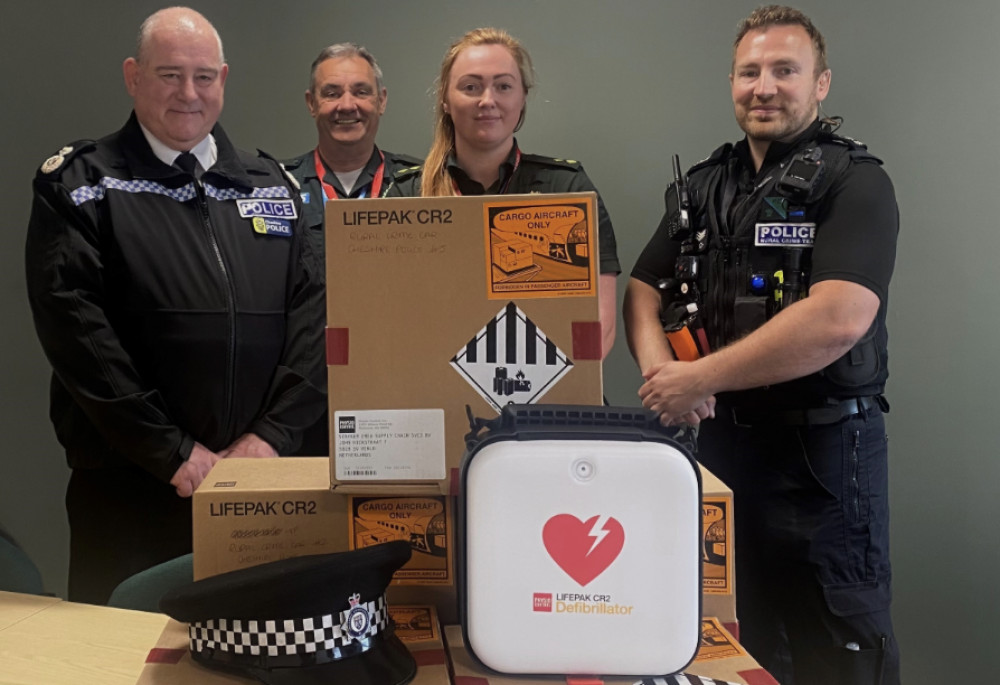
[283,43,421,455]
[625,6,899,684]
[25,7,324,604]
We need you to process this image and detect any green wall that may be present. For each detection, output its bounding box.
[2,1,997,680]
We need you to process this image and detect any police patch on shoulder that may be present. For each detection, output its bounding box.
[40,153,67,174]
[755,222,816,247]
[40,145,79,173]
[38,140,94,176]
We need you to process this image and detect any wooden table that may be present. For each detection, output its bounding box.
[0,590,168,685]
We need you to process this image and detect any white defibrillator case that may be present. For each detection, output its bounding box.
[459,405,702,678]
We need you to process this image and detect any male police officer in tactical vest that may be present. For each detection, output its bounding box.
[26,7,324,604]
[283,43,421,455]
[625,6,899,684]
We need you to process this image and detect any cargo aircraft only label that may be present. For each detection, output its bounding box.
[483,198,597,300]
[450,302,572,412]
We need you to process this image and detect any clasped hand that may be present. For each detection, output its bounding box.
[638,360,716,426]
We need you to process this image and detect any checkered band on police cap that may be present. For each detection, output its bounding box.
[189,594,388,667]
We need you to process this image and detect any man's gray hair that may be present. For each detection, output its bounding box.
[309,43,384,93]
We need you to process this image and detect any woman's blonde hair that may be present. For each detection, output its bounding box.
[421,28,535,197]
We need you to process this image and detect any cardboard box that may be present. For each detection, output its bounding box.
[192,458,459,623]
[699,464,737,635]
[136,606,449,685]
[326,194,605,495]
[444,617,776,685]
[192,458,343,581]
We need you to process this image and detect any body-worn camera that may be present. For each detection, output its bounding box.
[776,147,824,201]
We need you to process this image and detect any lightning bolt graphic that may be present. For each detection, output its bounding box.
[586,515,611,556]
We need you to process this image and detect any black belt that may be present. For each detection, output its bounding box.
[730,396,880,427]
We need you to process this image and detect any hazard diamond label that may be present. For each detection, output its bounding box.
[450,302,573,412]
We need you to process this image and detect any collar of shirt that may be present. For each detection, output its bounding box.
[317,146,383,198]
[139,123,218,172]
[446,140,519,195]
[733,119,823,180]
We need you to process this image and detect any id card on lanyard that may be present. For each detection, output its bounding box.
[314,148,386,200]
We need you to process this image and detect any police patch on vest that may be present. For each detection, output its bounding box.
[252,216,292,237]
[237,198,298,220]
[755,223,816,247]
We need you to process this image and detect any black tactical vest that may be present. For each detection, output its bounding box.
[671,129,888,399]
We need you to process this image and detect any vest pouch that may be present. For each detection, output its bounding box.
[822,322,881,389]
[734,295,768,339]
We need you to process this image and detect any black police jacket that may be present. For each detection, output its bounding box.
[26,113,326,482]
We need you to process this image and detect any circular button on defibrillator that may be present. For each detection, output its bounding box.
[572,458,596,482]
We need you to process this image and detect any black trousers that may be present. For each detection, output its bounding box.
[66,466,192,605]
[698,404,900,685]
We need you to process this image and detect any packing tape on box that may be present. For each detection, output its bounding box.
[571,321,602,360]
[326,327,349,365]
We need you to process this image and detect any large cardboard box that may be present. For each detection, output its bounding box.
[700,464,737,635]
[192,458,459,623]
[136,606,449,685]
[326,194,605,495]
[445,617,776,685]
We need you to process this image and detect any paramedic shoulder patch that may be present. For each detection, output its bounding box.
[754,222,816,247]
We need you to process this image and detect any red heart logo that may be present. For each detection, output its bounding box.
[542,514,625,586]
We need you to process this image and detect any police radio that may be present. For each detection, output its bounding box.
[666,154,692,241]
[776,147,824,201]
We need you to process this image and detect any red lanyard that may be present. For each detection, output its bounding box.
[313,148,385,200]
[451,148,521,195]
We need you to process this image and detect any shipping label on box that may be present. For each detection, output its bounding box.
[326,194,604,494]
[349,495,452,585]
[334,409,446,481]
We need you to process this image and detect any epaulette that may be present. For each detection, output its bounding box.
[520,153,583,169]
[688,143,731,175]
[817,130,882,164]
[36,140,95,177]
[392,163,423,180]
[386,151,423,168]
[280,154,308,173]
[257,149,300,191]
